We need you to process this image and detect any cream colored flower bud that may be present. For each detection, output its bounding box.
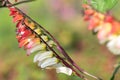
[51,63,73,75]
[33,51,53,63]
[56,67,72,76]
[41,35,48,42]
[47,40,56,47]
[40,57,59,68]
[27,43,46,55]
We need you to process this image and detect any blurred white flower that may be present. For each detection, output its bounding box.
[56,66,72,75]
[107,36,120,55]
[52,63,72,75]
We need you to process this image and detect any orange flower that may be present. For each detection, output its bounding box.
[24,18,36,29]
[18,34,35,48]
[13,13,23,22]
[9,7,23,22]
[24,38,40,49]
[97,22,112,43]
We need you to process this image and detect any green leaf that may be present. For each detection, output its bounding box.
[106,0,119,10]
[83,0,119,13]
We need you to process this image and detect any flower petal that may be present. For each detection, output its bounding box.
[13,13,23,22]
[33,51,53,63]
[9,7,17,16]
[107,36,120,55]
[25,38,40,49]
[19,38,32,48]
[20,29,32,38]
[27,43,46,55]
[40,57,58,68]
[56,67,72,76]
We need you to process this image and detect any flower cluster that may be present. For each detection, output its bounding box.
[0,0,106,79]
[83,4,120,55]
[9,6,72,75]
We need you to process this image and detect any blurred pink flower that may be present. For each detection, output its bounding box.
[49,0,77,20]
[97,23,112,44]
[83,4,120,55]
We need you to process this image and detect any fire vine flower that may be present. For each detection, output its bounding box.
[9,6,73,76]
[83,4,120,55]
[1,0,120,79]
[0,0,102,80]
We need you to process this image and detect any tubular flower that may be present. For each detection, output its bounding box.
[8,6,73,75]
[33,51,72,75]
[83,4,120,55]
[106,36,120,55]
[0,1,104,79]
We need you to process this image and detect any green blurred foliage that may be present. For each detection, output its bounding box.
[83,0,119,13]
[0,0,120,80]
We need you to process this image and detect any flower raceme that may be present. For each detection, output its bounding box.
[8,6,72,76]
[83,4,120,55]
[1,1,104,79]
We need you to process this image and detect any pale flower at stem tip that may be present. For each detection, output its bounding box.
[107,35,120,55]
[34,51,73,75]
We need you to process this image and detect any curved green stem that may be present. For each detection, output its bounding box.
[110,63,120,80]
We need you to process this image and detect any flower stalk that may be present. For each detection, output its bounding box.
[2,0,102,80]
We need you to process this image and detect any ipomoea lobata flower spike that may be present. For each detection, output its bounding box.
[83,4,120,55]
[6,1,102,79]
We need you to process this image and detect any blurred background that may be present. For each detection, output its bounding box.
[0,0,120,80]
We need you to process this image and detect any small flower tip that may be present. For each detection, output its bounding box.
[56,67,72,76]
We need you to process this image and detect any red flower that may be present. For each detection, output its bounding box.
[9,7,23,22]
[9,7,17,16]
[18,34,35,48]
